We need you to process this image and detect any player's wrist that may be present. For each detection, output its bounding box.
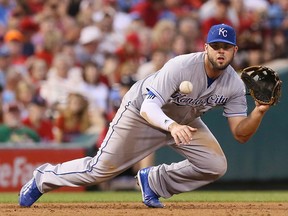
[254,104,269,115]
[167,121,177,132]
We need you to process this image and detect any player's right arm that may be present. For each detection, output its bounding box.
[168,122,197,145]
[140,90,197,145]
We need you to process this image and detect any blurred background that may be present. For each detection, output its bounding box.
[0,0,287,192]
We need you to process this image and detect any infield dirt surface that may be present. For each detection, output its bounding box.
[1,202,288,216]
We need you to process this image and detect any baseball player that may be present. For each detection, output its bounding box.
[19,24,271,208]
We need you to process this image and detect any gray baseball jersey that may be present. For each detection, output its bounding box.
[129,51,247,121]
[33,52,247,198]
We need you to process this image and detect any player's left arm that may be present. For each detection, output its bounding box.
[227,103,270,143]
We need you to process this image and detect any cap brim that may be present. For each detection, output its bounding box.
[208,39,236,46]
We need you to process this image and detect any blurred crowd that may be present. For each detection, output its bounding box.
[0,0,287,145]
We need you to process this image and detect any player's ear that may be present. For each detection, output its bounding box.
[233,46,238,55]
[204,43,208,53]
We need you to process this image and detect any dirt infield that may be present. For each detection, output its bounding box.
[1,202,288,216]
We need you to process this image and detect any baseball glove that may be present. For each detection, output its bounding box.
[240,65,282,105]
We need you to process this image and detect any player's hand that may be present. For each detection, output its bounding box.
[254,101,270,114]
[168,122,197,146]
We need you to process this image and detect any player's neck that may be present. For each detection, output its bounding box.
[204,64,223,79]
[204,55,224,79]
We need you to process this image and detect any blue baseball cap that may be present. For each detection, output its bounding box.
[206,24,236,46]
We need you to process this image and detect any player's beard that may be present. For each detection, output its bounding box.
[207,53,234,71]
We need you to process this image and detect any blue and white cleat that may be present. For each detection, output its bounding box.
[19,178,42,207]
[137,167,164,208]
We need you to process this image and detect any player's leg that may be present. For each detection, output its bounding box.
[145,117,227,199]
[19,101,167,207]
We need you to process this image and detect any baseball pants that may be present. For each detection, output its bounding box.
[34,99,227,198]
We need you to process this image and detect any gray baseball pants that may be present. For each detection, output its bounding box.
[34,99,227,198]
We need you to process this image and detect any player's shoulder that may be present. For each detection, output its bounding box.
[223,66,246,91]
[225,65,242,80]
[169,52,205,69]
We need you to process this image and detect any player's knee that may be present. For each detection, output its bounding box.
[194,154,227,180]
[207,154,227,179]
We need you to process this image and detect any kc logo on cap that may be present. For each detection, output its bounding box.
[206,24,236,46]
[218,27,228,37]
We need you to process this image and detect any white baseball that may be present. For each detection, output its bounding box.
[179,81,193,94]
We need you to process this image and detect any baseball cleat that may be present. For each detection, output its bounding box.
[136,167,164,208]
[19,178,42,207]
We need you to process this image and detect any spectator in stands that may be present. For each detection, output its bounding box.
[0,103,40,143]
[74,25,104,67]
[231,0,253,34]
[242,0,269,13]
[137,27,153,62]
[0,84,3,123]
[46,1,80,44]
[2,66,23,104]
[135,49,168,80]
[39,53,82,108]
[76,0,98,26]
[170,34,188,57]
[99,0,133,34]
[93,6,125,57]
[177,17,203,52]
[14,80,35,119]
[0,0,14,27]
[113,32,142,83]
[163,0,200,20]
[26,57,48,93]
[130,0,166,28]
[22,95,55,143]
[19,16,39,58]
[61,42,80,67]
[201,0,235,37]
[53,92,91,143]
[199,0,238,26]
[151,19,176,53]
[0,45,11,88]
[269,29,287,59]
[229,0,264,69]
[101,54,119,86]
[31,17,62,66]
[4,29,27,74]
[6,2,28,29]
[77,61,109,114]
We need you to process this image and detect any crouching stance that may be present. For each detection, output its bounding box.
[19,24,270,208]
